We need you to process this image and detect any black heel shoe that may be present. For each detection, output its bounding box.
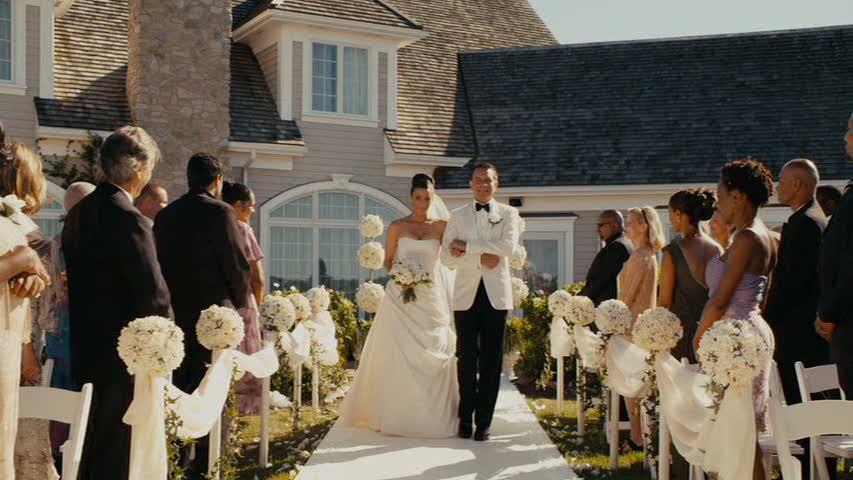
[619,438,642,453]
[458,423,473,439]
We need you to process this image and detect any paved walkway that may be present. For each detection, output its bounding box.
[296,377,576,480]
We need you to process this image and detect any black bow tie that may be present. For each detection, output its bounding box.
[476,203,491,212]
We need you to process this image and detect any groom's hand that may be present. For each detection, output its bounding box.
[450,239,467,257]
[480,253,500,269]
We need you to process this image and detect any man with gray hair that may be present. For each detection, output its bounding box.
[62,125,171,480]
[579,209,633,305]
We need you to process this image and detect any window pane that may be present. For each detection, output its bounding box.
[269,227,313,291]
[311,42,337,113]
[523,238,560,294]
[318,192,358,221]
[270,195,313,219]
[319,228,360,297]
[0,0,10,82]
[343,47,368,116]
[33,197,64,239]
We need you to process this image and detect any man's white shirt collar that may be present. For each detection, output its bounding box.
[113,184,134,204]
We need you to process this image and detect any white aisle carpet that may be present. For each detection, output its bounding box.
[296,377,576,480]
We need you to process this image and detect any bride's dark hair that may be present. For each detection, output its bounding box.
[411,173,435,194]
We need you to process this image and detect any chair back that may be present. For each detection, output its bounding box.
[19,383,93,479]
[795,362,846,402]
[769,361,787,404]
[40,358,54,387]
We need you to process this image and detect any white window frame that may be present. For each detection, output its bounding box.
[259,180,409,291]
[520,216,577,286]
[304,38,378,126]
[0,0,26,95]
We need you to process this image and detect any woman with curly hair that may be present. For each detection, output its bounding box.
[660,188,723,363]
[694,158,777,480]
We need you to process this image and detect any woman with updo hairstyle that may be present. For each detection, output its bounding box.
[694,158,777,479]
[660,188,723,363]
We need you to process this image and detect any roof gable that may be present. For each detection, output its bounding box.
[232,0,421,31]
[436,26,853,188]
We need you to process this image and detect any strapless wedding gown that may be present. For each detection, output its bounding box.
[339,238,459,437]
[706,257,775,432]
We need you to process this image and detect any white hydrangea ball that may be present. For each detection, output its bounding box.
[511,277,529,307]
[356,282,385,313]
[565,295,596,326]
[359,215,385,239]
[259,294,296,332]
[288,292,312,322]
[117,316,185,377]
[510,245,527,271]
[595,299,633,336]
[196,305,245,351]
[548,289,574,318]
[358,241,385,271]
[306,286,331,314]
[632,307,683,352]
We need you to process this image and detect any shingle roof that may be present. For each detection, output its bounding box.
[384,0,557,157]
[435,26,853,188]
[36,0,302,146]
[232,0,421,31]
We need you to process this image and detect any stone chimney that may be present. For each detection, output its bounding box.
[127,0,232,196]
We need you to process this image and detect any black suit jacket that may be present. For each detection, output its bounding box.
[580,232,633,306]
[819,184,853,327]
[154,189,251,391]
[62,183,171,386]
[765,200,828,366]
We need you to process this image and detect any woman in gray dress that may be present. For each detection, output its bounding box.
[660,188,723,363]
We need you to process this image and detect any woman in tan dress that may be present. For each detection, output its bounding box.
[619,206,665,450]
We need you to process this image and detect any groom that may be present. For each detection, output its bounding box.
[442,162,520,441]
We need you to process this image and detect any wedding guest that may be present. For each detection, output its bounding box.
[660,189,722,363]
[579,210,633,305]
[134,182,168,226]
[43,182,95,456]
[620,206,664,450]
[694,159,777,480]
[816,114,853,396]
[62,126,172,480]
[222,181,264,414]
[708,210,736,250]
[765,159,827,405]
[817,185,842,219]
[155,154,251,476]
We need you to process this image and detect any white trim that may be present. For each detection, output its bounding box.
[279,31,293,121]
[0,0,26,92]
[228,141,307,171]
[0,83,25,95]
[301,113,379,128]
[36,126,112,140]
[386,49,398,130]
[304,39,375,122]
[522,216,578,285]
[368,48,378,120]
[38,0,53,98]
[382,136,470,176]
[228,141,307,157]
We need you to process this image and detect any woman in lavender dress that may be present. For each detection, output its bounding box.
[223,182,265,414]
[694,159,777,480]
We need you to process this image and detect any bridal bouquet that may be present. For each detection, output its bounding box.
[595,299,633,336]
[197,305,245,350]
[358,241,385,271]
[356,281,385,313]
[117,316,184,377]
[632,307,683,352]
[306,286,331,314]
[509,245,527,272]
[697,318,772,410]
[260,294,296,332]
[287,291,312,323]
[511,277,529,307]
[359,215,384,239]
[388,258,432,303]
[0,194,25,218]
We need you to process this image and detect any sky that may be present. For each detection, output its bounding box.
[527,0,853,44]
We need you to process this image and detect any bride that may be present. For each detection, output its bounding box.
[339,173,458,438]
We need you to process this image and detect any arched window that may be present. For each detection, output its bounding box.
[260,181,409,297]
[33,181,67,238]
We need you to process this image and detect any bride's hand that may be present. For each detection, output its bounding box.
[480,253,500,270]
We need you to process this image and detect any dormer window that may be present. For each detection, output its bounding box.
[0,0,26,95]
[310,42,369,117]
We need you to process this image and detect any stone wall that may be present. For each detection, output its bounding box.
[127,0,232,197]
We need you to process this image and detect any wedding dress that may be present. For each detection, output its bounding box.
[339,238,459,438]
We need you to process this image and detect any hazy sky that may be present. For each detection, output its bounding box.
[527,0,853,44]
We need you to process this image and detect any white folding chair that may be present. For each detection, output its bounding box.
[760,361,805,480]
[795,362,852,480]
[41,358,54,387]
[769,398,853,480]
[19,384,93,480]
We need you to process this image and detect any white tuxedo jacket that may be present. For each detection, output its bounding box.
[441,201,520,311]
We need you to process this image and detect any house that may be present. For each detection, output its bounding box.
[2,1,851,297]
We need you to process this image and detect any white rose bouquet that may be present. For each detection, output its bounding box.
[388,258,432,303]
[697,318,772,410]
[359,215,384,239]
[287,292,312,323]
[510,245,527,272]
[356,281,385,313]
[306,286,331,313]
[196,305,245,350]
[632,307,683,352]
[260,294,296,332]
[595,299,633,336]
[117,316,184,377]
[511,277,529,308]
[358,241,385,271]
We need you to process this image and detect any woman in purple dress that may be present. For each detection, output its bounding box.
[223,182,265,414]
[694,159,777,480]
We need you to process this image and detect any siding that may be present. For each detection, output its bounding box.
[256,43,278,114]
[0,6,41,147]
[292,41,302,119]
[573,210,605,283]
[378,51,387,128]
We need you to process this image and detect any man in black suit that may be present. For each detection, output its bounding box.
[154,152,251,477]
[817,114,853,397]
[579,210,633,305]
[765,159,828,404]
[62,126,172,480]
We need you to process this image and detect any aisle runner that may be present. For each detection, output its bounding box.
[296,377,576,480]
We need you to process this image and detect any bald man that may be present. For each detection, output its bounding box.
[134,183,168,226]
[766,159,828,405]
